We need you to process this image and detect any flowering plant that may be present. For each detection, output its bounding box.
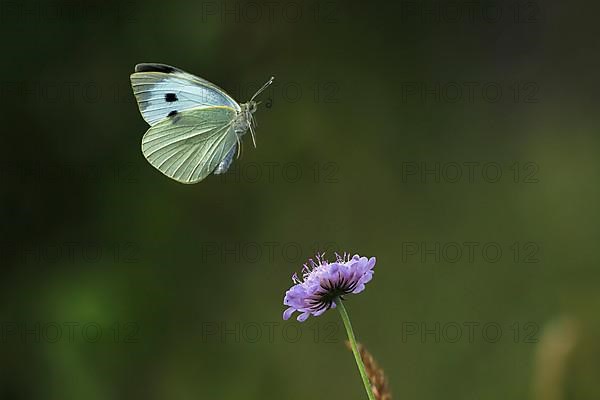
[283,253,379,400]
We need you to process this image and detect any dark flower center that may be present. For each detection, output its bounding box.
[306,272,359,312]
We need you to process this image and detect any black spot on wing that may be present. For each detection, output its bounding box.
[135,63,176,74]
[165,93,178,102]
[168,110,178,117]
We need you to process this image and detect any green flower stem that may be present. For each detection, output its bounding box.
[335,298,376,400]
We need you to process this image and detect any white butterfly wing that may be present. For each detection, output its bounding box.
[141,106,239,184]
[213,144,237,175]
[131,63,240,126]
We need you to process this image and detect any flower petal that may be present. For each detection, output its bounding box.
[353,283,366,293]
[297,312,311,322]
[367,257,376,269]
[283,307,296,320]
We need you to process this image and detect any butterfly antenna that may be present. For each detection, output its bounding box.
[250,76,275,102]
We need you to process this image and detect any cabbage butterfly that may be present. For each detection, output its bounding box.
[130,63,274,184]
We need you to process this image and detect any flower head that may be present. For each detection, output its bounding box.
[283,253,376,322]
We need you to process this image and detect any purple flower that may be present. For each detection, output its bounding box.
[283,253,376,322]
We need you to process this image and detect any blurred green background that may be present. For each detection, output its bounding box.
[1,0,599,399]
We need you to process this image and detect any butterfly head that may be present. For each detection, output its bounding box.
[239,76,274,148]
[240,101,258,123]
[242,76,274,115]
[247,101,258,114]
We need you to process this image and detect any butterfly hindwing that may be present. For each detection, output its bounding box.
[141,106,239,184]
[130,63,240,126]
[213,144,237,175]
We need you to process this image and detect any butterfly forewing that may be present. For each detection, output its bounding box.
[130,63,240,126]
[141,106,238,184]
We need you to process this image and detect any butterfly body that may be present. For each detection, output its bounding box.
[213,102,256,175]
[130,63,273,184]
[233,102,256,137]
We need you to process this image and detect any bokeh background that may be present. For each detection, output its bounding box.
[1,0,599,399]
